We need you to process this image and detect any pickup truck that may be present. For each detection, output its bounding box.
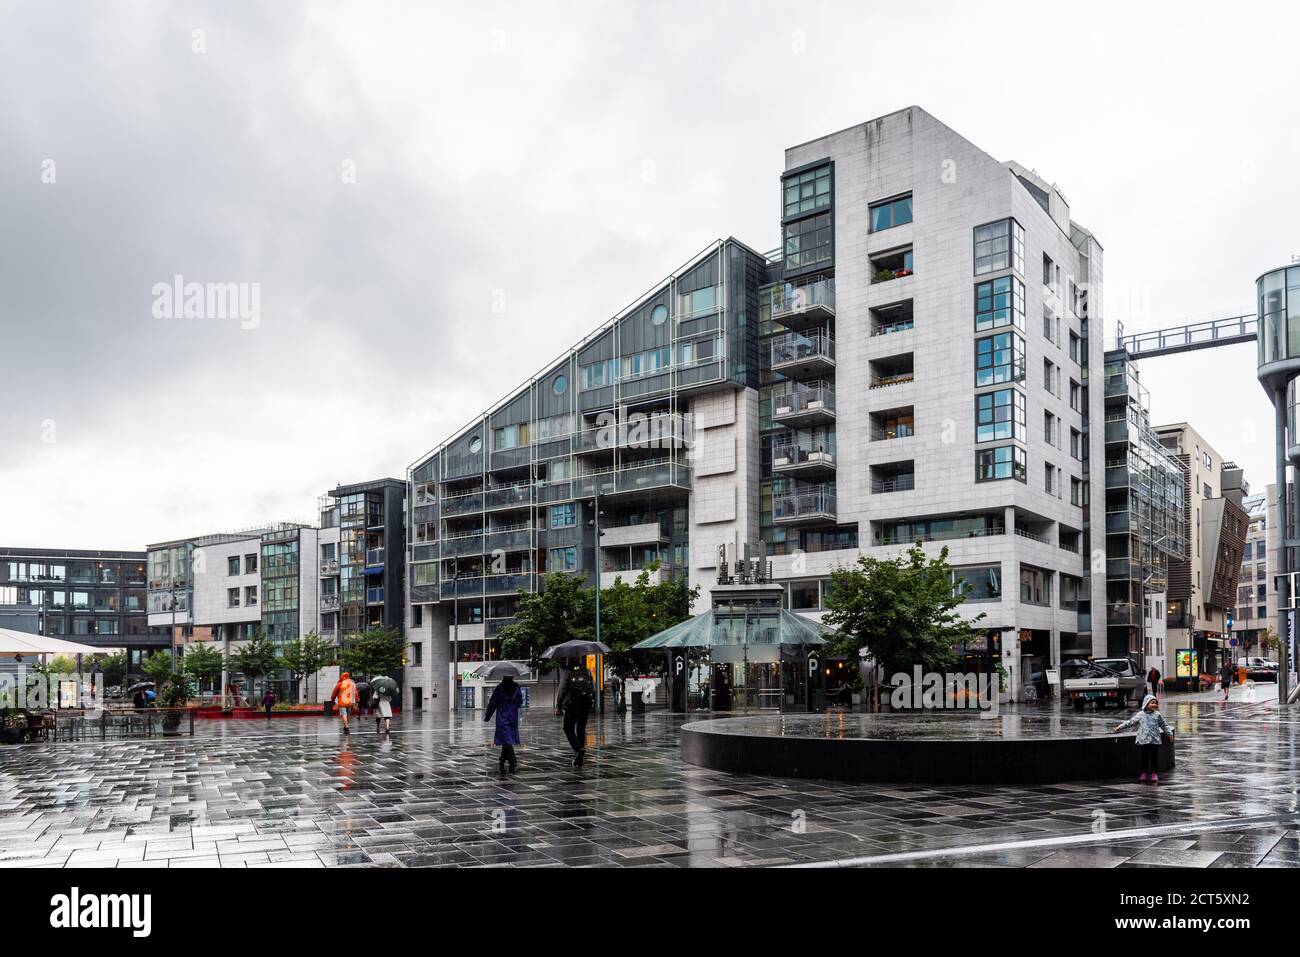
[1062,658,1142,710]
[1242,657,1279,681]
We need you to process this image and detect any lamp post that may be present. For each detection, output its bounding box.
[588,490,605,713]
[451,559,460,712]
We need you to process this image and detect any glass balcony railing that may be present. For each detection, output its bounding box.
[771,382,835,424]
[441,533,487,558]
[773,484,837,524]
[573,460,692,498]
[770,279,836,330]
[441,491,484,517]
[870,421,914,441]
[319,559,339,576]
[771,439,836,475]
[771,331,835,374]
[486,527,533,553]
[485,483,533,510]
[485,573,532,595]
[365,548,385,567]
[871,474,915,494]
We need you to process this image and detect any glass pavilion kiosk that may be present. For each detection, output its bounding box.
[635,545,831,713]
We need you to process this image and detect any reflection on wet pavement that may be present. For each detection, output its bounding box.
[0,695,1296,868]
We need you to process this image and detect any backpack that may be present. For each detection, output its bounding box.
[567,674,594,711]
[338,681,356,708]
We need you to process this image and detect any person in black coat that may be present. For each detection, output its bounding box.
[556,664,595,767]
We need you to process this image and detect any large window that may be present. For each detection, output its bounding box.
[951,564,1002,601]
[973,218,1024,276]
[1020,566,1050,605]
[549,503,576,529]
[975,332,1024,386]
[548,546,577,573]
[974,276,1025,331]
[579,359,616,390]
[869,194,913,232]
[493,423,530,450]
[783,164,831,218]
[976,445,1026,483]
[620,346,672,380]
[783,213,832,271]
[975,388,1025,442]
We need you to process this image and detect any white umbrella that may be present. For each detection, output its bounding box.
[0,628,103,656]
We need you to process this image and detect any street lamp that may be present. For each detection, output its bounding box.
[451,558,460,712]
[587,491,605,713]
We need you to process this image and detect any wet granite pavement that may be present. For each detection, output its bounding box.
[0,685,1297,868]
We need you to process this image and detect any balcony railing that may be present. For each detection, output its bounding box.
[441,533,487,558]
[870,422,914,441]
[1014,528,1049,544]
[869,371,915,389]
[319,559,339,577]
[878,525,1004,546]
[773,485,837,525]
[573,460,692,498]
[771,441,836,476]
[485,483,533,511]
[366,587,385,605]
[320,595,340,611]
[365,548,385,568]
[771,382,835,425]
[770,331,835,377]
[871,474,915,494]
[577,414,691,453]
[871,317,915,337]
[770,278,836,330]
[441,491,484,517]
[485,573,532,595]
[486,526,533,553]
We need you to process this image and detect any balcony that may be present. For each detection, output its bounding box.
[870,299,914,337]
[772,381,835,427]
[441,532,487,559]
[485,616,518,638]
[773,484,837,526]
[365,548,385,570]
[870,464,915,494]
[485,573,532,595]
[869,406,915,442]
[878,525,1004,546]
[441,490,484,517]
[1105,510,1138,534]
[770,278,836,332]
[599,522,670,548]
[366,587,385,605]
[771,330,836,379]
[485,483,533,511]
[319,559,339,577]
[441,576,486,600]
[870,247,914,285]
[486,526,533,553]
[320,595,340,612]
[772,438,836,478]
[1107,602,1140,626]
[869,353,914,390]
[573,460,692,500]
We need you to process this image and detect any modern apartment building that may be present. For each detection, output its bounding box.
[315,479,406,644]
[1234,486,1280,659]
[407,106,1107,704]
[1152,423,1248,684]
[0,547,154,664]
[1101,351,1187,669]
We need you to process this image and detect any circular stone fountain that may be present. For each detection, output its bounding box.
[680,712,1175,785]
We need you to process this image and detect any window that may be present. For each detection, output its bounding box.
[869,194,913,232]
[783,213,832,271]
[1043,411,1056,446]
[244,553,257,574]
[1070,428,1082,460]
[974,276,1025,331]
[493,423,530,450]
[1043,306,1054,340]
[245,585,258,605]
[227,587,240,608]
[973,218,1024,276]
[548,546,578,572]
[1204,482,1212,499]
[1043,358,1056,393]
[579,359,616,390]
[1044,463,1056,495]
[975,332,1024,386]
[1060,575,1080,610]
[549,503,576,529]
[410,642,423,666]
[1020,566,1050,605]
[1069,380,1082,412]
[783,164,831,218]
[1071,477,1084,505]
[975,388,1024,442]
[227,557,240,576]
[1042,253,1053,286]
[620,346,672,380]
[1243,542,1253,560]
[1069,331,1081,363]
[976,445,1027,483]
[951,564,1001,601]
[413,605,423,628]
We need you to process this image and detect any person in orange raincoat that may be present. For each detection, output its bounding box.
[330,671,359,736]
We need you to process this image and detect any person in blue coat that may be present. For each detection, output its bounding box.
[484,675,523,774]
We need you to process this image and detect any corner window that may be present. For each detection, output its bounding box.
[869,194,913,232]
[976,445,1027,483]
[975,332,1025,387]
[974,276,1025,332]
[973,218,1024,276]
[975,388,1025,442]
[782,164,831,219]
[783,213,832,271]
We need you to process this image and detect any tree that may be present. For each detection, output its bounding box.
[822,543,983,698]
[183,643,225,694]
[233,634,280,700]
[499,572,592,665]
[338,627,404,680]
[598,566,697,693]
[95,652,127,687]
[280,632,334,702]
[141,650,177,684]
[1260,628,1278,658]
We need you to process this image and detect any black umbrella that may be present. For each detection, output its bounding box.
[472,661,531,680]
[126,681,155,694]
[540,639,611,660]
[1060,659,1091,670]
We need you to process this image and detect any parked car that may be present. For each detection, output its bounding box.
[1062,657,1141,710]
[1242,657,1279,681]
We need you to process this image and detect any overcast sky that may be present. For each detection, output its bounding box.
[1,0,1296,549]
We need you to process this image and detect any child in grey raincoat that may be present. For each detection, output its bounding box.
[1113,693,1174,784]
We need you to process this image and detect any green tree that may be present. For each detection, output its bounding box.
[498,572,591,665]
[338,627,404,679]
[141,650,177,684]
[95,652,127,687]
[280,632,334,703]
[823,543,983,697]
[233,634,281,700]
[183,643,225,694]
[598,566,697,692]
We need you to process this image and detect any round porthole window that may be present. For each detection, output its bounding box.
[553,374,568,395]
[469,436,482,454]
[650,304,668,326]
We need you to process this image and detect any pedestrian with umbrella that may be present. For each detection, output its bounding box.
[542,640,608,768]
[478,662,529,774]
[370,675,399,733]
